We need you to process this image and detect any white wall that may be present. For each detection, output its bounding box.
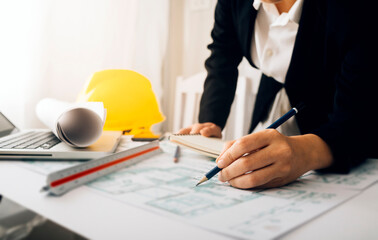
[181,0,217,77]
[0,0,169,132]
[163,0,261,133]
[163,0,217,132]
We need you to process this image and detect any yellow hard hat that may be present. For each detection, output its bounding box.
[77,69,165,138]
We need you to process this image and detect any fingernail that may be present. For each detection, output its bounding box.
[217,159,224,168]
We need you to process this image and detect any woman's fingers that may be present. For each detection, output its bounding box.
[216,140,235,163]
[200,124,222,138]
[190,123,208,134]
[227,164,282,189]
[218,147,274,182]
[177,122,222,138]
[178,123,210,134]
[177,126,192,134]
[217,129,278,169]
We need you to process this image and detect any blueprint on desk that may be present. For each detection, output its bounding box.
[299,159,378,190]
[20,139,378,240]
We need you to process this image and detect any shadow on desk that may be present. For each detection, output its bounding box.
[0,197,86,240]
[27,220,87,240]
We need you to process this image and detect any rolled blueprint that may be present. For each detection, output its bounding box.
[36,98,106,148]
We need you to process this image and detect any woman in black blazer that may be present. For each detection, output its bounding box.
[179,0,377,189]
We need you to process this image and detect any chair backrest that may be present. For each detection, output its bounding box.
[173,71,255,141]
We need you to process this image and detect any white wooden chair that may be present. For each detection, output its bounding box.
[173,71,255,141]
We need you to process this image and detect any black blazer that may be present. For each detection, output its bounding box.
[199,0,377,172]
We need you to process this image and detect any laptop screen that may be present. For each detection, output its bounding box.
[0,112,17,138]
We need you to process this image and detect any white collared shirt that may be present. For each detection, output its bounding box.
[251,0,303,136]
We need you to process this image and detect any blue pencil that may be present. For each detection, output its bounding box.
[195,103,305,186]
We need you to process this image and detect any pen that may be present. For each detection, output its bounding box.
[195,103,305,186]
[173,145,180,163]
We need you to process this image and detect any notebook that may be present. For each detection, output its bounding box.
[169,134,225,158]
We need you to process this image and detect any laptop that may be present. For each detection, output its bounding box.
[0,112,122,160]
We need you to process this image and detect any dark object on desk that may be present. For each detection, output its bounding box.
[131,136,165,141]
[196,104,304,186]
[173,146,180,163]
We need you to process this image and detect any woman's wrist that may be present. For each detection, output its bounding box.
[288,134,334,172]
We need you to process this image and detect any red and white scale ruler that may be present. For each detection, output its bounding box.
[41,141,161,195]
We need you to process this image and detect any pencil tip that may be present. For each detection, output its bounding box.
[195,176,208,187]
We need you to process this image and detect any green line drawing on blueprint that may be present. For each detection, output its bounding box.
[88,167,199,195]
[228,190,339,237]
[259,188,306,199]
[146,177,261,217]
[302,159,378,188]
[87,164,262,218]
[23,161,78,174]
[146,191,260,217]
[303,174,341,184]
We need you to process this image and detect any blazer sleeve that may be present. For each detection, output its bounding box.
[311,3,378,173]
[198,0,243,129]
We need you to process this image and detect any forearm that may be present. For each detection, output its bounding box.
[288,134,333,172]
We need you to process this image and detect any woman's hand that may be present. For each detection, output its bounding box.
[178,122,222,138]
[216,129,333,189]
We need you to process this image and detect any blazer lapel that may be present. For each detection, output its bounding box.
[238,1,258,66]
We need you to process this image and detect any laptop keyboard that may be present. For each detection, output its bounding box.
[0,131,61,150]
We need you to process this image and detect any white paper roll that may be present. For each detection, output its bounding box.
[36,98,106,147]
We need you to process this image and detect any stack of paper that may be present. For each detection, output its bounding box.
[169,134,225,158]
